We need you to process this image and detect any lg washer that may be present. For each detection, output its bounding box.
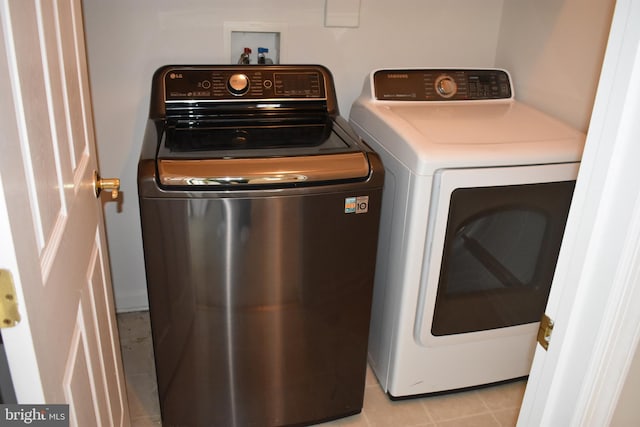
[139,65,384,425]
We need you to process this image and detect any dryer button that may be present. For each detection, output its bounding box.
[435,75,458,98]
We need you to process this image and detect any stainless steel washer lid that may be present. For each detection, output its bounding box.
[155,115,371,187]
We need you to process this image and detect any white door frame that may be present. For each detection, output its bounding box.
[0,1,47,402]
[517,0,640,424]
[0,177,44,403]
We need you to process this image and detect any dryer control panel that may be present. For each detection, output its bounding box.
[373,69,512,101]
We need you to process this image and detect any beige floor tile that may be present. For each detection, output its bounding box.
[491,407,520,427]
[363,384,432,427]
[118,311,153,344]
[120,338,155,376]
[433,413,500,427]
[125,372,161,420]
[476,380,527,411]
[421,389,490,422]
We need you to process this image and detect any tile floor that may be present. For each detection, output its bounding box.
[118,311,526,427]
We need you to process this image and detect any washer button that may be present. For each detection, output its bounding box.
[228,74,250,95]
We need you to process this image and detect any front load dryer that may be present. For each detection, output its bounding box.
[349,68,586,397]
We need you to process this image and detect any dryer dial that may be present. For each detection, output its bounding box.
[227,73,250,95]
[435,75,458,98]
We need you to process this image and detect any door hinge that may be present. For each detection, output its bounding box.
[0,269,21,329]
[537,313,554,351]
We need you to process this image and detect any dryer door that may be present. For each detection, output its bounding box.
[416,163,579,346]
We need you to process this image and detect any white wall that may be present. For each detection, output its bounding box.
[82,0,504,311]
[83,0,614,311]
[495,0,615,131]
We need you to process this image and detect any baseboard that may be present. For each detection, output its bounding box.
[115,289,149,313]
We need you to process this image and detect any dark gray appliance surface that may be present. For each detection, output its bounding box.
[138,64,384,427]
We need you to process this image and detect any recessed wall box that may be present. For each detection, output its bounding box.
[224,22,286,64]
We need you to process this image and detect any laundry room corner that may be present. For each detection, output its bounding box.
[81,0,505,312]
[494,0,616,132]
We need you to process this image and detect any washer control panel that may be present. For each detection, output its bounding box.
[373,69,512,101]
[163,66,327,102]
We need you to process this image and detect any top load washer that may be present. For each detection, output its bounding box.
[349,68,585,397]
[138,65,384,426]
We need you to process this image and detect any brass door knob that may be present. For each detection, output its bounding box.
[94,171,120,199]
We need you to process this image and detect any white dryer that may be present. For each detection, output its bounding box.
[349,68,585,397]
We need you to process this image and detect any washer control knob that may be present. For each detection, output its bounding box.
[227,73,250,95]
[435,75,458,98]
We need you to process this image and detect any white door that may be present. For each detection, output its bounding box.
[0,1,130,426]
[517,0,640,424]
